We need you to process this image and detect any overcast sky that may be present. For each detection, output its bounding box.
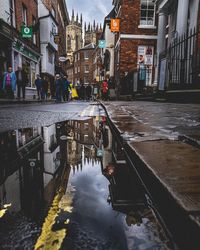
[66,0,113,26]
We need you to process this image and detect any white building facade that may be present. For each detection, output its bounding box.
[38,0,58,83]
[156,0,200,91]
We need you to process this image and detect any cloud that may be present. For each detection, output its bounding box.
[66,0,113,24]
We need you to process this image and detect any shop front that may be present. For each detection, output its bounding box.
[0,19,13,92]
[13,39,41,99]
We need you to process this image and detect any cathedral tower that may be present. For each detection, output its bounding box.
[84,20,103,46]
[66,10,83,63]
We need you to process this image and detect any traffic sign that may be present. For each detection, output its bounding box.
[21,26,33,38]
[98,40,106,49]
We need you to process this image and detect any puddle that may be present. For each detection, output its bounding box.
[0,111,175,249]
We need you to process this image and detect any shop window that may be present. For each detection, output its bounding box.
[22,4,27,26]
[140,0,155,26]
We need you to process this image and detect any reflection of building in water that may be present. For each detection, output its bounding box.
[43,124,61,186]
[0,127,44,217]
[68,139,82,170]
[68,117,100,146]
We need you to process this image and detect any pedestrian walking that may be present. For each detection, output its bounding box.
[15,66,27,100]
[79,83,86,100]
[2,66,16,99]
[35,74,42,100]
[101,79,109,101]
[41,76,48,100]
[71,84,78,100]
[62,75,70,102]
[137,55,146,92]
[86,84,92,101]
[55,74,62,103]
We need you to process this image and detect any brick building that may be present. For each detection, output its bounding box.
[112,0,157,97]
[73,43,96,85]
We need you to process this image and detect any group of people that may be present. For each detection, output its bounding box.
[0,65,111,102]
[0,66,27,99]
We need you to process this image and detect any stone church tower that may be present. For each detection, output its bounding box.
[84,21,102,46]
[66,10,83,63]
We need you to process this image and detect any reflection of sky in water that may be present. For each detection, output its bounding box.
[68,157,128,249]
[66,151,168,250]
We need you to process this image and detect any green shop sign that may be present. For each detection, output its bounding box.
[21,26,33,38]
[13,40,40,62]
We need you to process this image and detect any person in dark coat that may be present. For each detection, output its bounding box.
[15,66,27,99]
[35,74,42,100]
[55,74,62,103]
[62,75,70,102]
[41,76,48,100]
[86,84,92,101]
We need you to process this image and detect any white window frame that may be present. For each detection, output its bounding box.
[85,65,89,73]
[22,4,27,26]
[32,16,36,45]
[10,0,16,27]
[84,51,89,60]
[140,0,155,27]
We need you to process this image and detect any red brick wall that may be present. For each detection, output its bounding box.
[119,0,157,36]
[74,49,94,84]
[14,0,39,52]
[119,39,157,76]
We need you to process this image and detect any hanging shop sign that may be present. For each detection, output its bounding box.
[21,26,33,38]
[98,40,106,49]
[110,19,120,32]
[54,34,60,44]
[59,57,67,62]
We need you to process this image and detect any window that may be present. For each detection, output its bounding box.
[78,53,80,61]
[84,51,89,60]
[22,4,27,26]
[48,49,54,64]
[85,65,89,73]
[32,16,36,45]
[84,77,88,84]
[67,35,71,51]
[76,35,79,51]
[140,0,155,26]
[9,0,16,27]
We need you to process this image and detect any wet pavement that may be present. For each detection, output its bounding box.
[0,102,103,133]
[102,101,200,249]
[0,102,175,249]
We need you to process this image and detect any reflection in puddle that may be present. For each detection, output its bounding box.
[0,114,173,249]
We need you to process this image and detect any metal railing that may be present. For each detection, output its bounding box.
[160,28,200,90]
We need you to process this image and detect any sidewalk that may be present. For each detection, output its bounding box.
[0,98,54,105]
[102,101,200,249]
